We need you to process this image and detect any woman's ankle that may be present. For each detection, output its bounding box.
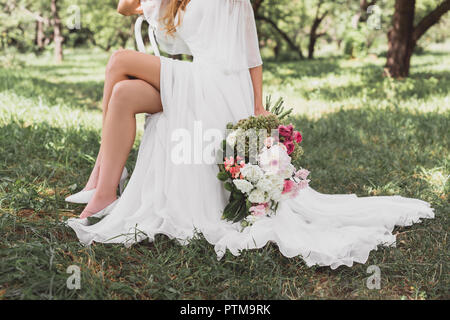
[84,165,100,190]
[81,191,116,217]
[91,189,117,205]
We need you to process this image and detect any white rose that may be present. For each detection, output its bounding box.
[248,188,267,204]
[240,164,264,183]
[233,179,254,194]
[256,178,272,193]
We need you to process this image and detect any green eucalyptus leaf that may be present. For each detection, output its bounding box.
[217,171,229,181]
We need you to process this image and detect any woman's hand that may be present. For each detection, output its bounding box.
[255,106,272,117]
[117,0,143,16]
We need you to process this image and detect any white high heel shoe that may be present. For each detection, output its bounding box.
[65,167,128,204]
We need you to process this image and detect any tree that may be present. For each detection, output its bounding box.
[308,0,328,59]
[0,0,47,51]
[253,0,305,59]
[386,0,450,78]
[256,14,305,59]
[20,1,54,53]
[353,0,378,27]
[50,0,63,62]
[78,0,135,51]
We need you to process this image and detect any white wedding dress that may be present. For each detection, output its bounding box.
[67,0,434,269]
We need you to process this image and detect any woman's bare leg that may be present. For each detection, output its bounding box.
[80,79,162,218]
[82,52,129,190]
[82,50,161,191]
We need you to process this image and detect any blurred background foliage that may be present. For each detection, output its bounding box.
[1,0,449,76]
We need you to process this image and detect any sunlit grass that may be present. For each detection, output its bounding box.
[264,42,450,118]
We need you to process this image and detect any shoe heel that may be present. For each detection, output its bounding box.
[119,167,128,195]
[119,178,125,195]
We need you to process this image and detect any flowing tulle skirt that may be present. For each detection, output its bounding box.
[67,57,434,269]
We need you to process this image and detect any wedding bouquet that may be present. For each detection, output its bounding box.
[217,97,310,229]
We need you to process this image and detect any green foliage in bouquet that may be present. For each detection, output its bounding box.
[289,140,304,162]
[231,95,293,132]
[228,96,301,164]
[217,170,247,222]
[264,95,293,120]
[233,114,280,131]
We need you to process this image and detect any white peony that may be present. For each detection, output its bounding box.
[265,173,285,192]
[268,190,283,202]
[233,179,254,194]
[248,188,267,204]
[280,163,296,179]
[256,178,272,193]
[240,164,264,183]
[258,144,292,175]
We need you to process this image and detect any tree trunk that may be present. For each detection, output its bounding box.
[308,1,327,60]
[273,41,280,59]
[51,0,63,63]
[386,0,416,78]
[35,18,45,52]
[252,0,264,13]
[308,29,325,59]
[386,0,450,78]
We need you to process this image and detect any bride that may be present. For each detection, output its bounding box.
[66,0,434,269]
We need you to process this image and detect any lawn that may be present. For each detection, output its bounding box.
[0,45,448,300]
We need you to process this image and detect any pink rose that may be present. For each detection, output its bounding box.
[225,156,245,179]
[230,166,243,179]
[298,179,309,190]
[295,169,310,180]
[289,180,309,198]
[282,179,295,194]
[293,131,302,143]
[284,141,295,155]
[224,157,234,168]
[250,204,267,217]
[290,184,301,198]
[278,124,293,138]
[283,134,293,143]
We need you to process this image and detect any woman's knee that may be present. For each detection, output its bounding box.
[109,80,134,112]
[106,49,133,75]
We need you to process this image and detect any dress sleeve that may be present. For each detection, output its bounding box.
[141,0,161,29]
[141,0,192,56]
[196,0,263,72]
[241,0,263,68]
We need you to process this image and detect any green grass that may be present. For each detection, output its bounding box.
[0,45,449,300]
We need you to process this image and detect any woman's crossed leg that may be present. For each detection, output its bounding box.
[80,50,163,218]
